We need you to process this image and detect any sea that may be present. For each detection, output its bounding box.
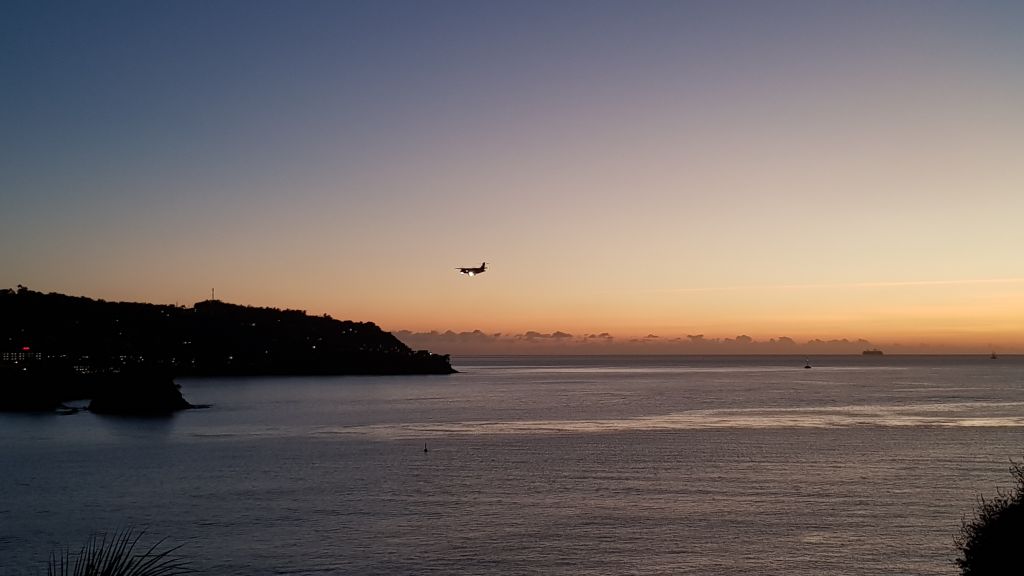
[2,355,1023,575]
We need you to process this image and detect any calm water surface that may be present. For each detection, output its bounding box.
[2,355,1023,575]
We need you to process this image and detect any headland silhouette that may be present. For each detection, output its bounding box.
[0,286,455,413]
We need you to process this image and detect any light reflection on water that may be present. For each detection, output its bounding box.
[332,400,1024,439]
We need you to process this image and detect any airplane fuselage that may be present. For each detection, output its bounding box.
[457,262,487,276]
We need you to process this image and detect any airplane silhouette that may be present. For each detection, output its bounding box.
[456,262,487,276]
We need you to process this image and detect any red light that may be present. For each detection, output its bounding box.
[22,346,30,351]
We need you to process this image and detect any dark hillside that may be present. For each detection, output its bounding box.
[0,287,454,410]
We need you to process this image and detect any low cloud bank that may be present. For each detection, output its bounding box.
[392,329,948,355]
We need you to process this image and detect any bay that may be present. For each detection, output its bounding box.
[2,355,1022,575]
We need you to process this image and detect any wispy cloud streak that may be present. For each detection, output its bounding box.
[644,277,1024,294]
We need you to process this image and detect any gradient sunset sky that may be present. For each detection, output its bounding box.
[3,1,1023,353]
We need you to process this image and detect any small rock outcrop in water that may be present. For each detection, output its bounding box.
[87,371,193,416]
[0,366,193,415]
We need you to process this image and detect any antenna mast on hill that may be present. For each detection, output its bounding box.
[211,288,215,301]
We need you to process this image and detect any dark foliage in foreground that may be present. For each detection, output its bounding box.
[48,529,192,576]
[955,460,1024,575]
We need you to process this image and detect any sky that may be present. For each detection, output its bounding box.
[3,0,1023,354]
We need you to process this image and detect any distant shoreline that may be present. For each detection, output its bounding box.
[446,352,1016,358]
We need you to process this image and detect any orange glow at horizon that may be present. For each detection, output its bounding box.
[356,275,1024,352]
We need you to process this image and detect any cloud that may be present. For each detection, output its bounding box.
[395,327,902,355]
[521,330,573,341]
[394,329,504,344]
[397,328,587,354]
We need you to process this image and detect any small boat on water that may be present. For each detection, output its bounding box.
[862,349,884,356]
[991,351,998,360]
